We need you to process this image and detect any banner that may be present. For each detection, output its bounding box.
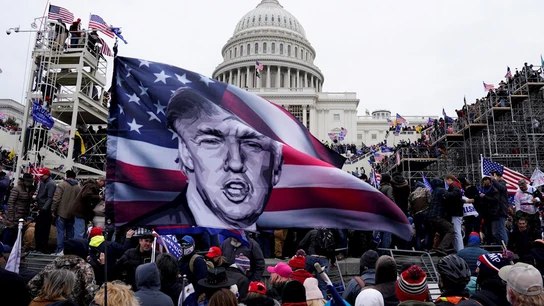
[106,56,411,239]
[31,100,54,129]
[463,203,478,217]
[531,168,544,188]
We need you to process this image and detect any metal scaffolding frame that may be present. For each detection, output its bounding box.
[381,63,544,182]
[14,22,109,180]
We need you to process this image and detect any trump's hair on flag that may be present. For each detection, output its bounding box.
[106,56,411,239]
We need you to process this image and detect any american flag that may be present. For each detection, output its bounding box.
[98,37,113,57]
[395,113,406,127]
[442,108,454,124]
[106,56,411,239]
[159,235,182,259]
[483,81,495,92]
[89,14,114,38]
[505,66,512,79]
[48,4,74,24]
[481,157,529,194]
[370,170,381,188]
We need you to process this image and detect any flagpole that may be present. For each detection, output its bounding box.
[5,218,24,273]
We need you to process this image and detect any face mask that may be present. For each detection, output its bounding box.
[230,239,241,248]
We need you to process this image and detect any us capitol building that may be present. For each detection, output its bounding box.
[212,0,431,146]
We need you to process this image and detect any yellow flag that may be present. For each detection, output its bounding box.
[75,131,86,155]
[8,148,15,160]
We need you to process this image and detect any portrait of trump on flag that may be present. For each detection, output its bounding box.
[107,56,411,239]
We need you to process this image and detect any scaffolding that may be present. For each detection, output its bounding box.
[387,63,544,182]
[14,20,109,180]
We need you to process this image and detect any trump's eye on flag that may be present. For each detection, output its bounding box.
[107,56,411,240]
[481,157,529,194]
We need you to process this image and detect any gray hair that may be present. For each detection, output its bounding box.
[39,269,76,300]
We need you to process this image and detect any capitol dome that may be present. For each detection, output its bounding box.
[213,0,324,92]
[233,0,307,39]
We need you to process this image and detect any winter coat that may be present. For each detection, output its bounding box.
[221,237,265,281]
[226,265,250,299]
[52,178,80,219]
[493,180,509,217]
[0,175,10,203]
[0,267,31,306]
[6,181,33,225]
[444,185,463,217]
[408,187,431,215]
[178,252,208,295]
[457,247,488,277]
[342,269,376,305]
[391,175,411,214]
[134,263,174,306]
[116,246,153,289]
[427,180,447,219]
[379,183,394,201]
[28,254,97,306]
[471,278,509,306]
[36,177,56,210]
[71,179,101,220]
[480,185,501,220]
[369,281,399,306]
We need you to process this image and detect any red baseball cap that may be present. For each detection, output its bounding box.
[248,281,267,295]
[37,168,51,176]
[206,246,222,259]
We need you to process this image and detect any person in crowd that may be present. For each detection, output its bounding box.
[457,232,488,277]
[221,236,265,281]
[34,167,56,253]
[529,239,544,275]
[205,246,224,267]
[275,229,288,259]
[434,255,472,305]
[513,178,542,240]
[52,169,81,255]
[267,262,293,301]
[470,253,510,306]
[197,267,237,305]
[4,173,34,245]
[92,281,140,306]
[71,176,105,239]
[355,288,384,306]
[444,175,464,252]
[178,235,209,296]
[459,177,480,244]
[133,262,174,306]
[28,239,97,305]
[426,178,454,252]
[140,88,283,230]
[508,217,533,262]
[378,174,394,201]
[366,255,398,306]
[490,170,510,245]
[116,229,155,289]
[304,277,326,306]
[288,249,312,284]
[241,281,275,306]
[395,265,433,305]
[298,228,335,296]
[29,269,78,306]
[0,171,10,205]
[155,253,183,305]
[498,262,544,306]
[391,172,410,215]
[0,265,32,306]
[69,18,82,47]
[208,288,239,306]
[281,280,308,306]
[408,181,431,250]
[88,227,131,285]
[343,249,378,305]
[221,252,250,299]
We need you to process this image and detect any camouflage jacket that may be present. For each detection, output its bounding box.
[27,255,97,305]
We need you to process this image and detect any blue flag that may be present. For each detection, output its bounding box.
[421,172,433,191]
[32,100,54,129]
[110,27,128,44]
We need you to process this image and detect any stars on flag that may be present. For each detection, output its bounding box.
[176,73,191,85]
[139,59,151,67]
[127,118,143,134]
[199,74,214,86]
[147,111,161,122]
[154,101,166,115]
[138,84,149,96]
[126,93,140,105]
[154,70,171,84]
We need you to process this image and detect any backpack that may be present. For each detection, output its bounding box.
[316,228,335,254]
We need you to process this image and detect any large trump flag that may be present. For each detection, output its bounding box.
[107,56,411,239]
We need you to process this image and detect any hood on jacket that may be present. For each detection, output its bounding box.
[135,262,161,290]
[64,239,88,259]
[392,173,408,186]
[66,178,79,186]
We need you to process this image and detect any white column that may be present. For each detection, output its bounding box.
[302,105,307,127]
[266,65,271,88]
[287,68,291,89]
[237,68,241,87]
[310,105,317,135]
[304,72,308,88]
[276,66,281,89]
[228,70,232,84]
[296,70,300,88]
[246,66,250,88]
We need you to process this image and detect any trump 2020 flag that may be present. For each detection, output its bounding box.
[107,56,411,239]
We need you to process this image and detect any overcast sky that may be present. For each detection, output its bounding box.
[1,0,543,117]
